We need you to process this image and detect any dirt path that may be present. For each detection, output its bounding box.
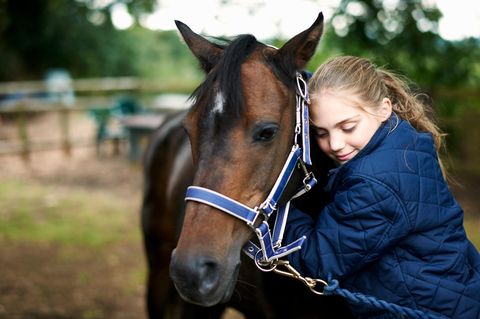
[0,122,148,319]
[0,241,146,319]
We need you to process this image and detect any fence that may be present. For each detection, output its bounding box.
[0,77,189,161]
[1,79,479,167]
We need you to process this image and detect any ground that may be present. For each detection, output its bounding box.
[0,148,147,319]
[0,113,478,319]
[0,111,148,319]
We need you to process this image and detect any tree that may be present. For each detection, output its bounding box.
[0,0,154,80]
[322,0,479,90]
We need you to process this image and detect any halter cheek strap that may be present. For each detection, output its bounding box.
[296,71,312,166]
[184,72,315,264]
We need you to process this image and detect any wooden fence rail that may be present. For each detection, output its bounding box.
[0,78,187,161]
[0,77,186,95]
[0,102,109,160]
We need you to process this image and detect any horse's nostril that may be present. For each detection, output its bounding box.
[197,256,220,295]
[170,253,221,300]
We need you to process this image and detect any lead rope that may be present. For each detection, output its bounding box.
[260,260,448,319]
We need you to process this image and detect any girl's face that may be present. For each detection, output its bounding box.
[309,90,392,165]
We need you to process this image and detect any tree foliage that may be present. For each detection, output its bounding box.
[0,0,160,80]
[322,0,480,90]
[0,0,204,87]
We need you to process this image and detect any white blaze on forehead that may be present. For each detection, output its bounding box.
[212,90,225,115]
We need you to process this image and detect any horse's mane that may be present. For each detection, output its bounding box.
[190,34,259,125]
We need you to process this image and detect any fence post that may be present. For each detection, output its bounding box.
[59,103,71,157]
[16,102,30,162]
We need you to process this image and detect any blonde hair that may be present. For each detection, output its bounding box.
[309,55,447,177]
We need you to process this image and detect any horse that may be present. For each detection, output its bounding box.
[141,12,354,318]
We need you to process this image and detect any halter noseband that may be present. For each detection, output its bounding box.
[185,72,316,265]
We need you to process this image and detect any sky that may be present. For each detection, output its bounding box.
[110,0,480,41]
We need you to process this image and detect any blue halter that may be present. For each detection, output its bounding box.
[185,72,315,265]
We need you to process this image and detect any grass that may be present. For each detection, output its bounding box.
[464,218,480,250]
[0,178,141,247]
[0,176,477,251]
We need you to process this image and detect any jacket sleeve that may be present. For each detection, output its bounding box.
[284,174,411,279]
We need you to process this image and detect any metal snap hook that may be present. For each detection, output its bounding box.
[272,260,328,295]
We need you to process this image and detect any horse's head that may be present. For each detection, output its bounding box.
[170,13,324,306]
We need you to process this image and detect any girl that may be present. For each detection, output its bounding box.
[284,56,480,318]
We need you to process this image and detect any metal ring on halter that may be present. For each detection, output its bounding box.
[305,278,329,295]
[294,123,301,134]
[253,250,277,272]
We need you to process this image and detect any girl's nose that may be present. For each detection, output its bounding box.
[329,132,345,152]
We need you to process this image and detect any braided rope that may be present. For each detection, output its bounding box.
[323,279,448,319]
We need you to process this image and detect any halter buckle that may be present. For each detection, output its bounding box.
[295,72,310,104]
[303,172,315,191]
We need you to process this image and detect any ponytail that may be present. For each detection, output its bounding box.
[378,69,448,178]
[309,56,448,179]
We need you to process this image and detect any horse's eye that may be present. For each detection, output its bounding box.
[253,123,278,142]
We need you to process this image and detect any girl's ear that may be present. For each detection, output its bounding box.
[379,97,393,121]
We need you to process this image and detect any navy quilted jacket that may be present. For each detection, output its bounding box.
[284,114,480,318]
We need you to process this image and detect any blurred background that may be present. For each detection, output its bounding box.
[0,0,478,318]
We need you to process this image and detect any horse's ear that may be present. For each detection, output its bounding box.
[175,20,223,73]
[277,12,324,70]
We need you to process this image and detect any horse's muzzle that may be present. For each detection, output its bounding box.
[169,249,239,306]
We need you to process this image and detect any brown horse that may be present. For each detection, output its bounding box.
[142,12,353,318]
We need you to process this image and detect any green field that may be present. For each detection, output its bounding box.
[1,177,478,250]
[0,178,141,247]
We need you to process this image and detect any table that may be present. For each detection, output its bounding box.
[121,114,165,162]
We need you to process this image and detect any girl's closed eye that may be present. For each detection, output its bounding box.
[313,128,328,138]
[342,122,357,133]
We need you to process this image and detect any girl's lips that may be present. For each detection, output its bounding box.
[335,151,354,162]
